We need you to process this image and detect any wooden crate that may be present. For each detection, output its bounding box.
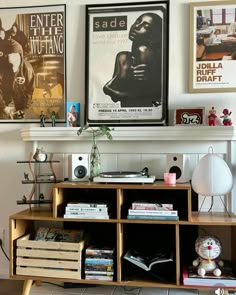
[16,234,85,279]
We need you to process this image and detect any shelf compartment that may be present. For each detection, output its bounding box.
[53,187,117,219]
[179,224,236,287]
[121,189,190,221]
[65,222,117,281]
[121,223,177,285]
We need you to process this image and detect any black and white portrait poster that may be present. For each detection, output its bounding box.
[86,2,169,125]
[0,5,65,122]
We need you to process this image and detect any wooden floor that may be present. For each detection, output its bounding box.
[0,279,24,295]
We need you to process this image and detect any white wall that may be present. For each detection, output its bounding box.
[0,0,235,278]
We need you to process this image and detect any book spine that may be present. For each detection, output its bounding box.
[67,203,107,208]
[85,258,114,264]
[86,254,114,259]
[132,203,173,210]
[65,207,108,213]
[85,275,113,281]
[86,250,114,256]
[64,214,109,219]
[64,212,109,216]
[85,264,113,272]
[127,215,179,220]
[85,270,114,275]
[128,209,178,216]
[85,254,113,259]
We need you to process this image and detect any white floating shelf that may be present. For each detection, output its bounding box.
[20,126,235,142]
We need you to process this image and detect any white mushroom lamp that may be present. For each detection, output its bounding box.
[192,148,233,213]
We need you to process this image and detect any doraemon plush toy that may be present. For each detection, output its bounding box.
[192,236,224,277]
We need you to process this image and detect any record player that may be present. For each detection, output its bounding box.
[93,167,155,183]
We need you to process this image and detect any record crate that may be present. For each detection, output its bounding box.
[16,234,85,280]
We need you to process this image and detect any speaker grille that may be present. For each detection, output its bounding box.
[169,166,182,179]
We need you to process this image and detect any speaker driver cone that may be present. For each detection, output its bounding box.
[74,165,87,178]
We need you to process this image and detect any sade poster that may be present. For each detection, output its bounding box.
[86,3,168,125]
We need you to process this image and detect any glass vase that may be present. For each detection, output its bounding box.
[90,137,101,180]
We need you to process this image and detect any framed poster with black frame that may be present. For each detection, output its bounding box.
[0,4,66,123]
[85,1,169,126]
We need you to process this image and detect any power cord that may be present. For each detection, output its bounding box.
[0,238,9,261]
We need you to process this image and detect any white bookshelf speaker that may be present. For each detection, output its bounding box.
[68,154,90,181]
[166,154,190,183]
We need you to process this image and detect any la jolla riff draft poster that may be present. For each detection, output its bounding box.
[192,2,236,92]
[86,2,168,125]
[0,5,65,122]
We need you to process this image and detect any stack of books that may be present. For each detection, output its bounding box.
[64,202,110,219]
[85,246,114,281]
[127,201,179,220]
[183,265,236,287]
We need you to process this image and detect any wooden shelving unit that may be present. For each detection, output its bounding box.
[9,181,236,295]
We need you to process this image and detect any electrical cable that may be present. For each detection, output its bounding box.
[208,196,214,212]
[0,239,9,261]
[42,281,64,288]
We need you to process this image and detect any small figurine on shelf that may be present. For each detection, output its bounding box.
[220,108,233,126]
[22,195,27,204]
[208,107,217,126]
[40,110,46,127]
[24,172,29,181]
[51,111,56,127]
[33,147,47,162]
[39,193,45,201]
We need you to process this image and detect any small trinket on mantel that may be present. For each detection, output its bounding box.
[208,107,217,126]
[220,108,232,126]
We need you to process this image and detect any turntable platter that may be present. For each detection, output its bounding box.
[100,171,144,178]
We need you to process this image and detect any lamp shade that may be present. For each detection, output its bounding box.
[192,153,233,196]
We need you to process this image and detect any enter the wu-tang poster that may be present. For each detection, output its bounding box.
[0,5,66,122]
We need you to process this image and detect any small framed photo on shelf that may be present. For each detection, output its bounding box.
[85,1,169,126]
[189,1,236,93]
[174,108,205,125]
[66,102,80,127]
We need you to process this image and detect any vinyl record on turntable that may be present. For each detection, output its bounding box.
[100,171,144,178]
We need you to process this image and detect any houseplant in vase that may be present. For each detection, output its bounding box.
[77,125,113,180]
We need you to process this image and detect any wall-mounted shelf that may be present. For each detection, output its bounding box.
[17,199,52,205]
[17,153,60,207]
[20,126,235,142]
